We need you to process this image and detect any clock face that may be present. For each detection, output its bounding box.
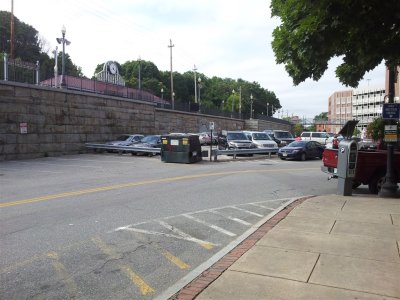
[109,63,117,74]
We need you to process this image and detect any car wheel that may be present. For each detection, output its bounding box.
[352,181,361,189]
[368,171,386,194]
[280,157,286,160]
[300,152,306,161]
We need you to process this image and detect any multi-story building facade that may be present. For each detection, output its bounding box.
[352,87,386,133]
[327,90,353,133]
[326,66,400,135]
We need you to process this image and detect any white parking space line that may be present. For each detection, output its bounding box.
[182,214,236,237]
[158,221,217,249]
[248,203,274,210]
[230,206,264,217]
[115,225,218,249]
[209,210,251,226]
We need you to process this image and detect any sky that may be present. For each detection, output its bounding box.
[1,0,386,119]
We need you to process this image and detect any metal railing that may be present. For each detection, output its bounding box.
[85,143,161,155]
[85,143,278,161]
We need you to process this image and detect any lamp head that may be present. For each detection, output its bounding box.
[61,25,66,35]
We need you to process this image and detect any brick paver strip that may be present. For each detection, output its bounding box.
[171,196,313,300]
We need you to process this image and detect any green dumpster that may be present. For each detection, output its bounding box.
[161,134,202,163]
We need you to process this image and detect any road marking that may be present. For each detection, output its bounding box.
[91,237,155,295]
[158,221,216,249]
[120,265,155,295]
[230,206,264,217]
[1,167,318,208]
[115,226,218,249]
[47,251,81,298]
[182,214,236,237]
[161,250,190,270]
[248,203,274,210]
[209,209,251,226]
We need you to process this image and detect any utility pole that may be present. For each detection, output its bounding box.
[138,56,141,91]
[10,0,14,58]
[239,86,242,116]
[193,65,197,104]
[168,39,175,109]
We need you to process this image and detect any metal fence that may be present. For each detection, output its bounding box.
[1,53,39,84]
[0,55,291,123]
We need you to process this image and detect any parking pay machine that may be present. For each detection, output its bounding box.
[337,140,358,196]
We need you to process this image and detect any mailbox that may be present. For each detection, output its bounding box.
[337,140,358,196]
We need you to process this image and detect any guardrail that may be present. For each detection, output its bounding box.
[85,143,161,155]
[85,143,279,161]
[213,147,279,160]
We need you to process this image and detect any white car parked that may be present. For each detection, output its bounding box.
[300,131,330,144]
[243,131,279,154]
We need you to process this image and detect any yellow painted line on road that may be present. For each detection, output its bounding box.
[91,237,155,296]
[1,167,318,208]
[120,265,155,295]
[161,250,190,270]
[47,251,81,298]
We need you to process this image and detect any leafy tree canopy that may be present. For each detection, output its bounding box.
[270,0,400,87]
[1,10,281,115]
[1,11,83,78]
[314,112,328,121]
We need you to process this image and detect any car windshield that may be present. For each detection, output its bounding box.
[275,131,293,139]
[227,132,247,140]
[287,141,307,147]
[115,135,130,141]
[252,133,271,140]
[141,135,159,143]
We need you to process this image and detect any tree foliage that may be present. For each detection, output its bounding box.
[314,112,328,121]
[1,10,281,115]
[270,0,400,87]
[293,123,304,137]
[366,117,400,141]
[1,11,83,79]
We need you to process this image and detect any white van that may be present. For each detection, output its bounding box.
[300,132,330,144]
[243,131,278,153]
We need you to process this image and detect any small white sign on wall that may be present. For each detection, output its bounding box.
[20,122,28,134]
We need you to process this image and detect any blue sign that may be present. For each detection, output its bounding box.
[382,103,400,119]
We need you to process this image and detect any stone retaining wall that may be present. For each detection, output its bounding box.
[0,82,248,160]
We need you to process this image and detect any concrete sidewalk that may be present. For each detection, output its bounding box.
[175,195,400,299]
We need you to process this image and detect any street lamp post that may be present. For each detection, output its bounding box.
[231,89,235,118]
[138,56,141,91]
[198,77,202,113]
[161,88,164,108]
[56,25,71,88]
[52,46,58,88]
[250,94,253,119]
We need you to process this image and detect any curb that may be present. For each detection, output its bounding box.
[170,195,314,300]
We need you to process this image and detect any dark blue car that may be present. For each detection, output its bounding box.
[278,140,325,161]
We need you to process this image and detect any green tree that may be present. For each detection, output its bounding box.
[1,11,83,79]
[0,11,41,62]
[314,112,328,121]
[270,1,400,87]
[293,123,304,137]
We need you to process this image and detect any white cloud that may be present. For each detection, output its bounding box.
[1,0,386,118]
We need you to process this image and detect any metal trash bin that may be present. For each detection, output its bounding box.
[161,134,202,163]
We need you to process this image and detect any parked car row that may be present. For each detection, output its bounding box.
[104,129,328,161]
[105,134,162,155]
